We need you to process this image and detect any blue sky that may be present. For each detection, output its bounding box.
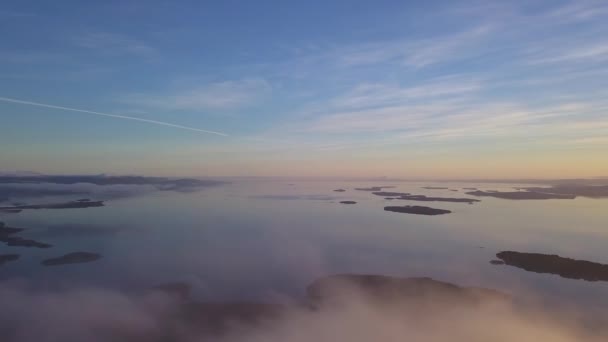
[1,0,607,178]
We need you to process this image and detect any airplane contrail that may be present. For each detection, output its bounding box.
[0,96,229,137]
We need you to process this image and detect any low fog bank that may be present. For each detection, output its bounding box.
[0,275,606,342]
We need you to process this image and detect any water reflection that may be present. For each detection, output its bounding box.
[1,180,608,314]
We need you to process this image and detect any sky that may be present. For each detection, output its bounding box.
[1,0,607,179]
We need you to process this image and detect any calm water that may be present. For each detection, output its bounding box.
[2,180,608,313]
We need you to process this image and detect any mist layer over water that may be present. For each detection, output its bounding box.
[1,180,608,340]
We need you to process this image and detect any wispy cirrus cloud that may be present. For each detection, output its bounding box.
[73,32,157,59]
[530,42,608,65]
[327,76,481,111]
[332,25,493,69]
[123,78,271,111]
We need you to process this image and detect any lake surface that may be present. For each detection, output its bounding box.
[2,180,608,316]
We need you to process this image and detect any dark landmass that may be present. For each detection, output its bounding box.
[0,254,19,266]
[463,187,478,190]
[308,274,508,307]
[372,191,410,197]
[41,252,101,266]
[0,208,22,213]
[2,237,52,248]
[354,186,396,191]
[0,174,225,189]
[522,184,608,198]
[384,197,396,200]
[76,198,91,202]
[0,221,52,248]
[0,175,226,203]
[422,186,449,190]
[384,205,452,215]
[333,189,346,192]
[490,260,505,265]
[143,274,508,338]
[339,201,357,204]
[373,192,479,204]
[495,251,608,281]
[0,221,24,234]
[253,194,336,201]
[0,185,90,199]
[0,200,105,211]
[465,190,576,200]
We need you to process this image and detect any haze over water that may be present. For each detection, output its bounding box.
[2,0,608,340]
[3,180,608,315]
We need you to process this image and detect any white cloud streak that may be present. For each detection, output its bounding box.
[0,97,229,137]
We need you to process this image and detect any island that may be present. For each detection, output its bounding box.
[0,200,105,211]
[41,252,102,266]
[422,186,449,190]
[333,189,346,192]
[0,221,24,234]
[0,254,19,266]
[0,175,228,205]
[307,274,508,307]
[490,260,505,265]
[0,208,22,213]
[0,221,52,248]
[152,274,508,338]
[3,237,52,248]
[521,184,608,198]
[0,174,226,188]
[494,251,608,282]
[354,186,396,191]
[384,205,452,215]
[372,191,410,197]
[465,190,576,200]
[339,201,357,204]
[373,192,479,204]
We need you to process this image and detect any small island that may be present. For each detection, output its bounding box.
[307,274,508,306]
[355,186,396,191]
[522,184,608,198]
[333,189,346,192]
[384,205,451,215]
[0,254,19,266]
[494,251,608,282]
[372,191,410,197]
[3,237,52,248]
[422,186,449,190]
[373,192,479,204]
[339,201,357,204]
[465,190,576,200]
[0,222,52,248]
[0,200,105,211]
[0,208,22,213]
[41,252,102,266]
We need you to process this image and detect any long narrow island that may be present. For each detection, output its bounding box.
[494,251,608,282]
[0,199,104,211]
[42,252,102,266]
[384,205,452,216]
